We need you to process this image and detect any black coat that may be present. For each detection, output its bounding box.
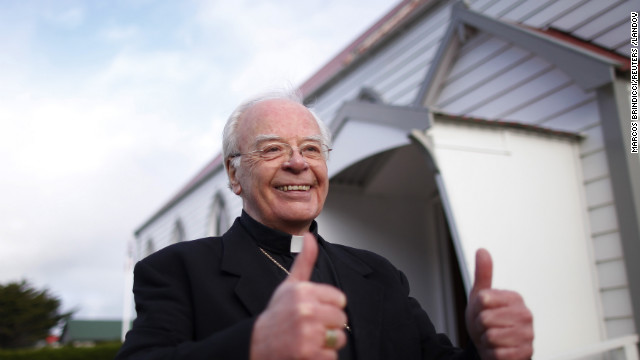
[116,219,478,360]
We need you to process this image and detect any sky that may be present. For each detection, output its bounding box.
[0,0,397,320]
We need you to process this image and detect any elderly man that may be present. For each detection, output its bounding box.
[117,91,533,360]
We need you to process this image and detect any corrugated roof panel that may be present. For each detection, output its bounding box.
[520,0,588,28]
[503,84,596,124]
[439,45,531,101]
[550,0,616,32]
[467,0,501,12]
[482,0,528,18]
[592,22,632,50]
[497,0,560,23]
[447,37,511,80]
[438,56,553,113]
[570,2,631,40]
[541,100,600,132]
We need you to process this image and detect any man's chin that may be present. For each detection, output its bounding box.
[275,210,319,229]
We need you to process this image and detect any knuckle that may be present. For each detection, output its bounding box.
[524,327,535,342]
[508,291,523,303]
[478,310,492,325]
[478,290,492,305]
[295,302,315,319]
[292,283,307,298]
[484,328,500,345]
[522,309,534,324]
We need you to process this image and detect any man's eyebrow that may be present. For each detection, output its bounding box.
[302,135,323,143]
[254,134,283,144]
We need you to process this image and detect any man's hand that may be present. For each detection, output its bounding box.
[250,233,348,360]
[466,249,534,360]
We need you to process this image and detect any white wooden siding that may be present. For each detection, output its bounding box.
[135,169,242,260]
[593,232,624,261]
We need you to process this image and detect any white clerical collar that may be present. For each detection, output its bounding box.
[290,235,304,254]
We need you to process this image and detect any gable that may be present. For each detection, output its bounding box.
[433,30,598,132]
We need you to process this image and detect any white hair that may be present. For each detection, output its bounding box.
[222,89,332,172]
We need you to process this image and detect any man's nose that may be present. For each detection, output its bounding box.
[283,147,309,171]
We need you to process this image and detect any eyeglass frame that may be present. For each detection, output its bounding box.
[229,135,332,162]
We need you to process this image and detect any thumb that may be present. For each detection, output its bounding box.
[287,232,318,282]
[471,248,493,297]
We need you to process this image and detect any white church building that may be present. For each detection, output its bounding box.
[123,0,640,358]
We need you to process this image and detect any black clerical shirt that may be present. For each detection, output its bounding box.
[238,210,355,360]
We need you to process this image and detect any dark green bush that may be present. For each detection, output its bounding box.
[0,342,121,360]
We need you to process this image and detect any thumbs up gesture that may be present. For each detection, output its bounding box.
[250,233,348,360]
[466,249,534,360]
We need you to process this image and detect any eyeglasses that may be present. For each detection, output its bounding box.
[231,141,332,162]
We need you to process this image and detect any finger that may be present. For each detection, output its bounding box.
[475,289,526,309]
[325,329,348,350]
[298,302,347,329]
[298,282,347,308]
[471,248,493,298]
[474,299,533,330]
[315,348,340,360]
[493,344,534,360]
[481,324,535,349]
[288,233,318,282]
[468,290,527,334]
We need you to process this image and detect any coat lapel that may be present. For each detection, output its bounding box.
[220,222,385,359]
[220,220,284,316]
[322,241,383,360]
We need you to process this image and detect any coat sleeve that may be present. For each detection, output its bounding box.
[116,256,255,360]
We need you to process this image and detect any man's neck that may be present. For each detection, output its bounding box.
[242,210,312,235]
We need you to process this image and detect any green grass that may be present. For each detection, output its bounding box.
[0,342,122,360]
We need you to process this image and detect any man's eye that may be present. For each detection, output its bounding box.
[263,145,284,153]
[302,144,322,153]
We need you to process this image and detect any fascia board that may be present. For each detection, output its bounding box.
[330,100,432,141]
[413,2,466,107]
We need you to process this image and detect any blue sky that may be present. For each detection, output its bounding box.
[0,0,396,319]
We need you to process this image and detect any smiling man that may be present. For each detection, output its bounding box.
[117,90,534,360]
[226,97,330,235]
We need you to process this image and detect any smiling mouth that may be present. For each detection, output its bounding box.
[276,185,311,192]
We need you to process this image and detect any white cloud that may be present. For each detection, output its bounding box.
[0,0,397,319]
[44,6,85,29]
[100,25,139,42]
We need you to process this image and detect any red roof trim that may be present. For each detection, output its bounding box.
[528,27,631,72]
[299,0,433,98]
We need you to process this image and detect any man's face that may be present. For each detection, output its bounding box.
[228,99,329,234]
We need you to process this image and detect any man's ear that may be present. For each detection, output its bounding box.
[225,158,242,195]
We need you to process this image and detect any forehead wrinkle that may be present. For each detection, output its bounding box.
[253,134,323,145]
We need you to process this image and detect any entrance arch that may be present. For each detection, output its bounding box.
[317,142,469,345]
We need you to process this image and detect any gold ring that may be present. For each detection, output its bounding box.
[324,329,338,348]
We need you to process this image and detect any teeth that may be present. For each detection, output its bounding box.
[278,185,311,191]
